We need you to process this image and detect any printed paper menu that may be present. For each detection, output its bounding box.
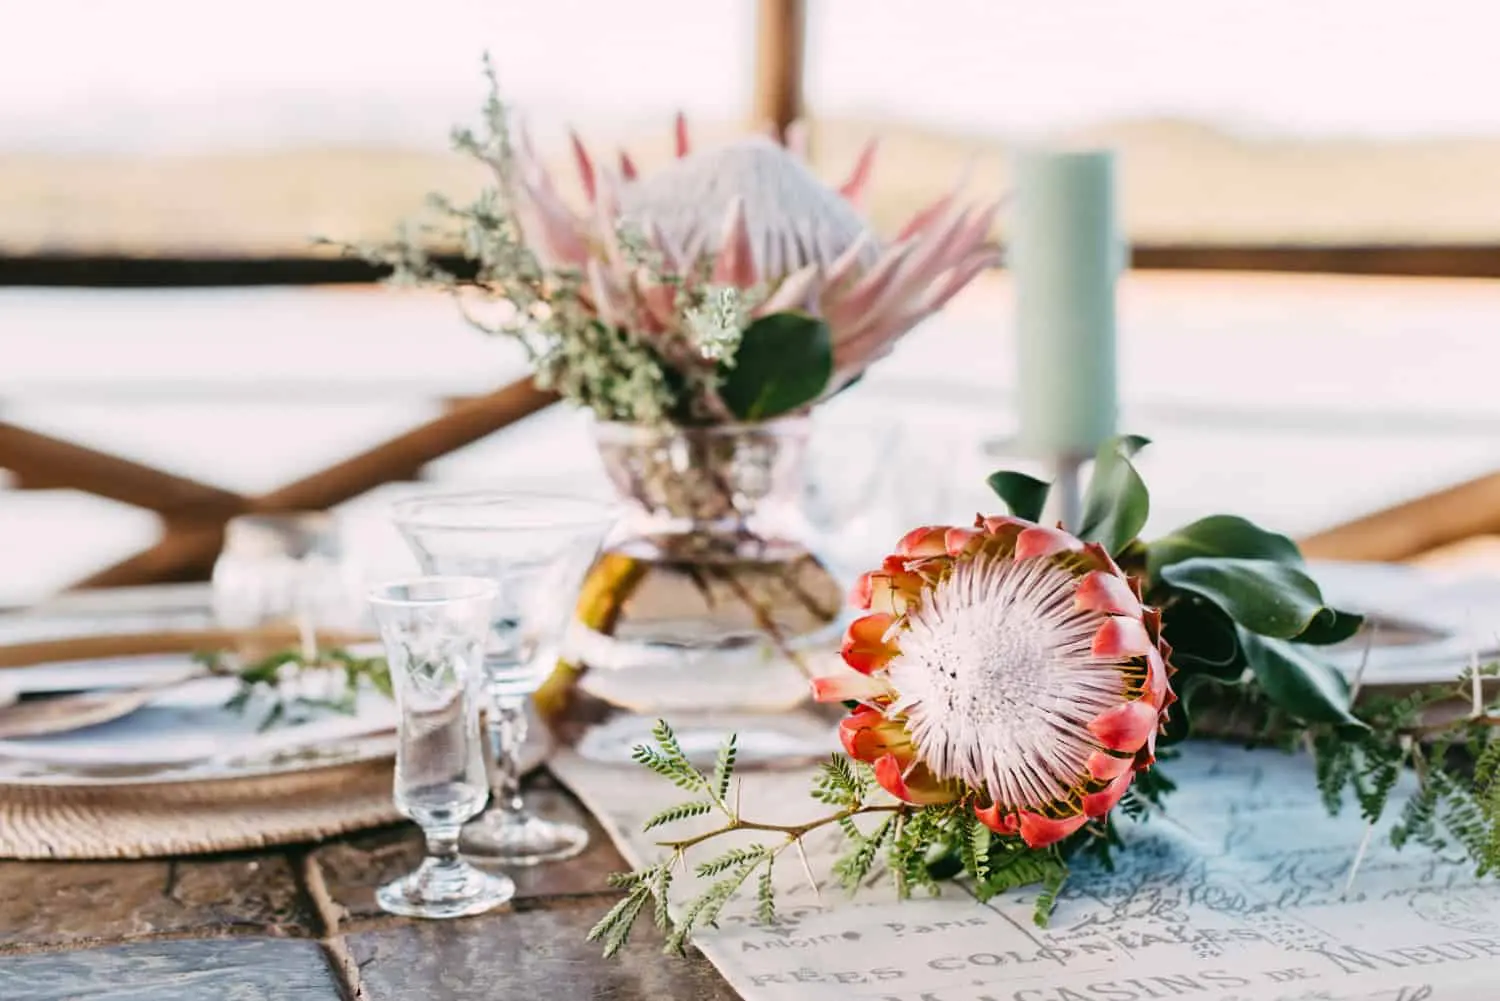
[554,742,1500,1000]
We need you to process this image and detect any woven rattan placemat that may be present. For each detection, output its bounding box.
[0,757,402,859]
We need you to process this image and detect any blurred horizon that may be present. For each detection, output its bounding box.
[6,0,1500,154]
[8,1,1500,255]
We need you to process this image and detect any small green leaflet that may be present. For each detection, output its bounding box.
[717,312,833,421]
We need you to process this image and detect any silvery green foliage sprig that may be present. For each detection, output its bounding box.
[327,58,746,426]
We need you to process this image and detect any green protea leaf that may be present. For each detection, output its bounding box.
[1145,514,1303,581]
[986,471,1051,522]
[1078,434,1151,556]
[717,312,833,420]
[1238,629,1367,730]
[1161,557,1362,644]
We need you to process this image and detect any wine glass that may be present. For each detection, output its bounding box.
[392,491,616,865]
[367,575,515,918]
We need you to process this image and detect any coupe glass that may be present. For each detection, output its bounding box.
[392,491,616,865]
[367,576,514,919]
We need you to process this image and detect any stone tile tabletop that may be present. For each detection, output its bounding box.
[0,783,732,1000]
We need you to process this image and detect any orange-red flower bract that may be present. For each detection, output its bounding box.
[815,515,1176,849]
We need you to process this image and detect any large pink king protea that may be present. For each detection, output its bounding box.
[509,116,1000,391]
[814,516,1177,849]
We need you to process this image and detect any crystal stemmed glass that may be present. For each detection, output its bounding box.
[367,575,515,918]
[392,491,616,865]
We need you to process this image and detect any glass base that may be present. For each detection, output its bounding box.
[574,712,836,770]
[462,810,590,866]
[375,857,515,919]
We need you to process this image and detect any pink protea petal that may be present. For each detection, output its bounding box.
[896,526,952,558]
[1014,525,1084,561]
[756,263,822,316]
[1075,570,1142,617]
[978,514,1030,534]
[618,150,638,180]
[569,131,597,203]
[1092,616,1152,659]
[812,671,893,705]
[944,527,980,555]
[644,220,684,276]
[1143,647,1171,708]
[874,755,958,805]
[908,247,1002,319]
[840,613,899,673]
[586,260,621,329]
[1134,725,1161,771]
[712,197,757,287]
[824,231,874,292]
[674,111,689,158]
[1082,771,1134,819]
[635,273,678,331]
[895,189,958,243]
[839,709,915,765]
[838,138,879,206]
[1087,750,1134,782]
[854,558,926,616]
[1088,700,1158,753]
[974,802,1020,836]
[824,243,912,330]
[850,572,876,610]
[1018,812,1088,849]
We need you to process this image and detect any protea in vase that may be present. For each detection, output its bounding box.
[350,62,1000,767]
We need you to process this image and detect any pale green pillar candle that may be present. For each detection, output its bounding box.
[1010,149,1121,462]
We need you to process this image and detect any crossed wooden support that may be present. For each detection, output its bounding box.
[0,378,558,591]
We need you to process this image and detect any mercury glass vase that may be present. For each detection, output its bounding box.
[537,417,845,768]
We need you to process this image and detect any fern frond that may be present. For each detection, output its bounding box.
[960,814,990,882]
[642,800,716,832]
[833,814,893,891]
[694,844,769,879]
[1032,859,1069,927]
[756,856,777,927]
[712,734,738,805]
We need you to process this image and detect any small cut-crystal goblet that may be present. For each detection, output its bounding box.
[367,575,515,918]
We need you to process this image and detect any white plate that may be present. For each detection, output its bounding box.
[0,653,398,785]
[1307,560,1500,685]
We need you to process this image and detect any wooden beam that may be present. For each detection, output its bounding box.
[752,0,806,141]
[1299,470,1500,563]
[1131,244,1500,278]
[67,377,560,590]
[0,421,245,516]
[71,522,228,590]
[251,377,558,514]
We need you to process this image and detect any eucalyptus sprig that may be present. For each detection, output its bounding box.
[589,721,1079,960]
[193,646,391,732]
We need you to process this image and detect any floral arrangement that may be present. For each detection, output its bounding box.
[344,61,999,427]
[589,436,1500,958]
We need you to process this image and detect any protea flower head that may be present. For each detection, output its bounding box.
[815,516,1176,849]
[508,115,1000,392]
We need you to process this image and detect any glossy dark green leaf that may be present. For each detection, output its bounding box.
[1292,608,1365,646]
[1159,593,1247,682]
[1159,557,1347,641]
[1078,434,1151,556]
[1146,514,1303,582]
[1238,629,1367,729]
[1158,674,1216,746]
[717,312,833,420]
[986,471,1051,522]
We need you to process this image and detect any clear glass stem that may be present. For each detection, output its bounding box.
[487,695,529,819]
[410,824,471,897]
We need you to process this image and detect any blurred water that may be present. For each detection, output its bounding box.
[6,272,1500,606]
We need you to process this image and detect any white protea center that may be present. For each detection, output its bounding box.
[888,551,1127,812]
[617,138,880,279]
